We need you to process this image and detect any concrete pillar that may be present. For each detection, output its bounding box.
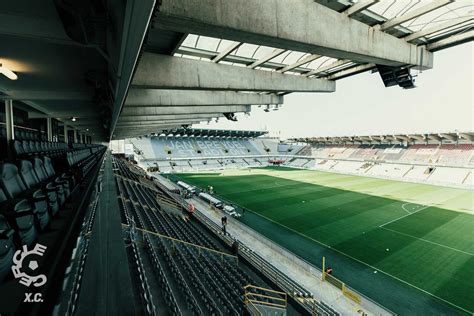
[63,124,68,143]
[46,117,53,142]
[4,99,14,141]
[73,129,77,143]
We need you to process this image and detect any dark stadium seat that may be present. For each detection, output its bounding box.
[12,140,25,157]
[43,156,72,198]
[33,158,66,206]
[0,163,27,199]
[18,160,51,228]
[0,188,38,247]
[0,214,15,283]
[11,199,38,246]
[0,162,51,231]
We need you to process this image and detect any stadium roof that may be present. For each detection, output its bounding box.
[292,131,474,144]
[152,128,267,139]
[0,1,472,141]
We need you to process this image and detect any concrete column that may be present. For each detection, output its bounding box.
[46,117,53,142]
[4,99,14,141]
[63,124,68,143]
[73,129,77,143]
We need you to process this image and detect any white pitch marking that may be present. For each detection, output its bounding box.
[380,204,431,228]
[380,226,474,256]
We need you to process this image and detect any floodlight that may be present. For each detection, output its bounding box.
[0,63,18,80]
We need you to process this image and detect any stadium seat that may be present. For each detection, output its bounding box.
[0,163,27,199]
[0,162,51,230]
[43,156,72,198]
[0,194,38,247]
[18,160,51,229]
[12,199,38,246]
[33,158,65,206]
[12,140,25,158]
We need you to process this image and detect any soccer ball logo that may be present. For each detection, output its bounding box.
[11,243,47,288]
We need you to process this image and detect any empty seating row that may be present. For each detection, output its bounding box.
[71,143,95,149]
[0,157,74,283]
[0,126,47,142]
[66,148,103,178]
[13,140,69,158]
[113,157,272,315]
[0,147,105,285]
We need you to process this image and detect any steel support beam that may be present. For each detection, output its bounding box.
[305,59,352,77]
[154,0,433,67]
[212,42,242,63]
[278,54,321,73]
[125,89,283,106]
[426,30,474,51]
[327,63,376,80]
[132,53,335,92]
[381,0,454,31]
[404,16,474,42]
[344,0,379,17]
[248,48,286,69]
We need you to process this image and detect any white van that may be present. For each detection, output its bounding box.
[223,205,240,217]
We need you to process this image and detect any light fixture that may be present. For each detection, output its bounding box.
[71,117,77,122]
[0,63,18,80]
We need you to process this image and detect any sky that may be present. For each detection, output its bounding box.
[194,43,473,139]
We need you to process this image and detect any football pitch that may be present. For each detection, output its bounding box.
[173,167,474,314]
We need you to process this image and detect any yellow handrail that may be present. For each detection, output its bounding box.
[243,284,287,310]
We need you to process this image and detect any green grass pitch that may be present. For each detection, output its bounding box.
[174,167,474,314]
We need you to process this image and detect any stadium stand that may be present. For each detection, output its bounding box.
[123,129,307,174]
[287,133,474,188]
[0,135,106,314]
[111,156,341,315]
[122,130,473,188]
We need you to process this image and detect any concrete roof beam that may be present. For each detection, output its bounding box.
[125,89,283,106]
[155,0,433,68]
[132,53,335,92]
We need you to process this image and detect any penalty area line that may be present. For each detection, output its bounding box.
[379,204,431,228]
[379,226,474,256]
